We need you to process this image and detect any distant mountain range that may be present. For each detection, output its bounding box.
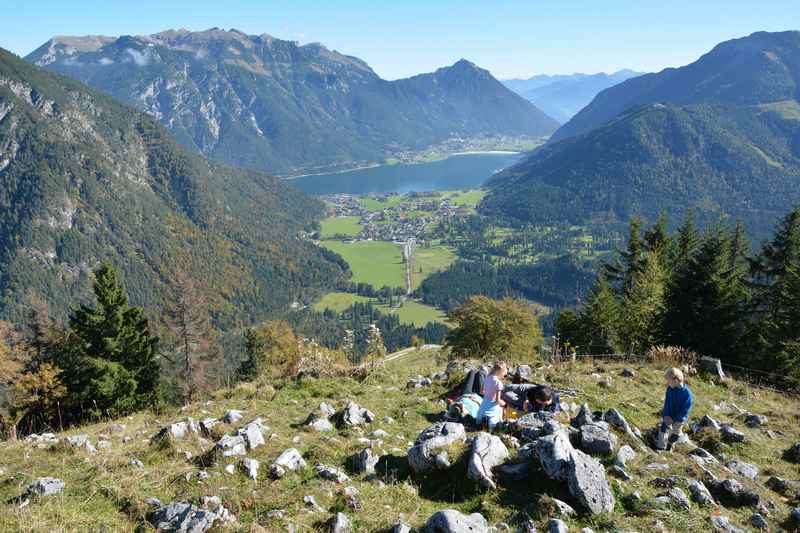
[26,29,558,175]
[0,46,347,324]
[503,70,644,123]
[483,31,800,239]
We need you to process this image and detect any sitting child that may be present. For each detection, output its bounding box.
[656,367,693,450]
[523,385,562,414]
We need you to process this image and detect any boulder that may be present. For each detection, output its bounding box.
[424,509,488,532]
[330,512,351,533]
[408,422,467,475]
[149,501,219,532]
[571,403,594,428]
[621,368,635,377]
[339,401,375,427]
[240,458,260,480]
[26,477,65,497]
[466,433,509,489]
[393,522,412,533]
[315,463,350,484]
[353,447,380,475]
[215,434,247,457]
[304,495,325,512]
[688,479,715,506]
[151,419,200,443]
[765,476,800,496]
[750,513,768,530]
[602,408,640,443]
[515,412,552,442]
[609,466,632,481]
[535,430,614,514]
[725,460,758,480]
[785,442,800,462]
[579,422,617,455]
[516,365,533,382]
[236,419,266,450]
[689,447,719,464]
[700,356,726,380]
[62,434,97,454]
[222,410,243,424]
[547,519,568,533]
[613,445,636,468]
[551,498,576,516]
[744,413,767,428]
[269,448,307,478]
[309,417,335,432]
[720,425,745,443]
[665,487,690,510]
[709,515,746,533]
[711,478,760,507]
[700,415,722,431]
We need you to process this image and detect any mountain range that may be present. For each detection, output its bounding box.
[26,29,558,175]
[483,31,800,239]
[503,70,643,123]
[0,46,347,325]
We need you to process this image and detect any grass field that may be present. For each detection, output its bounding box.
[313,292,373,313]
[361,195,404,212]
[320,240,405,288]
[385,299,448,327]
[320,216,362,238]
[444,189,487,208]
[410,245,457,289]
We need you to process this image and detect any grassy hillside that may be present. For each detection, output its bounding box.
[3,349,800,531]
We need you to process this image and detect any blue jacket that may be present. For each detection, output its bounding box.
[663,385,693,422]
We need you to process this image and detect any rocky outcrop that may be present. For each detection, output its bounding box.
[236,418,267,450]
[700,357,726,380]
[353,447,381,475]
[26,477,65,497]
[151,419,200,444]
[466,433,510,489]
[535,430,614,514]
[338,402,375,428]
[269,448,307,478]
[315,464,350,484]
[408,422,467,475]
[149,501,220,532]
[579,421,617,455]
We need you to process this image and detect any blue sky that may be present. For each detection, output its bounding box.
[2,0,797,80]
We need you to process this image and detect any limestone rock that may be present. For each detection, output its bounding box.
[744,413,767,428]
[353,447,380,475]
[725,460,758,480]
[613,445,636,467]
[149,501,219,532]
[236,418,267,450]
[26,477,65,497]
[330,512,351,533]
[309,417,335,432]
[700,357,726,380]
[547,519,568,533]
[222,410,243,424]
[424,509,488,532]
[270,448,307,478]
[688,479,716,506]
[551,498,576,516]
[215,434,247,457]
[709,515,745,533]
[315,463,350,484]
[750,513,768,530]
[339,401,375,427]
[151,419,200,443]
[571,403,595,428]
[467,432,509,489]
[62,434,97,454]
[408,422,467,475]
[720,425,745,443]
[579,421,617,455]
[240,458,260,480]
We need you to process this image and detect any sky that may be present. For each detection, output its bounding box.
[2,0,798,80]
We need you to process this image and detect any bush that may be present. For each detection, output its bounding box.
[645,345,698,367]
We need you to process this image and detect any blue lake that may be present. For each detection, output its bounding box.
[287,152,522,195]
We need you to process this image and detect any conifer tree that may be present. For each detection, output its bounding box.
[69,263,160,415]
[620,251,667,353]
[579,275,622,354]
[604,218,646,294]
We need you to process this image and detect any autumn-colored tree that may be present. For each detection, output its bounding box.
[446,296,543,361]
[239,320,302,380]
[165,272,222,403]
[11,363,67,436]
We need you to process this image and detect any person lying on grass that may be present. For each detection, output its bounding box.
[476,361,508,431]
[656,366,693,450]
[522,384,562,414]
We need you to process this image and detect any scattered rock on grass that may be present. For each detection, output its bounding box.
[424,509,488,532]
[720,425,745,443]
[579,421,618,455]
[338,402,375,427]
[270,448,307,478]
[709,514,745,533]
[329,512,351,532]
[26,477,65,497]
[408,422,466,475]
[725,460,758,480]
[466,432,509,489]
[547,518,568,533]
[353,447,380,475]
[315,464,350,484]
[222,410,243,424]
[236,418,267,450]
[688,479,716,506]
[613,445,636,467]
[750,513,768,530]
[149,501,220,532]
[240,458,259,480]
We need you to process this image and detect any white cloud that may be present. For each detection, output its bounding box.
[124,48,150,67]
[98,57,114,66]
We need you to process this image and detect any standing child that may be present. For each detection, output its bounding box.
[476,362,508,430]
[657,367,693,450]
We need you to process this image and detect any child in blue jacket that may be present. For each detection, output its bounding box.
[656,367,693,450]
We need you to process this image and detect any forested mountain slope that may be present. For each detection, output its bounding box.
[0,47,347,325]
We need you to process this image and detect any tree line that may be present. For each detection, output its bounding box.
[556,207,800,387]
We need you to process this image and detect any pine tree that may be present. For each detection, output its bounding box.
[579,275,622,354]
[165,273,221,404]
[69,263,160,415]
[620,251,667,353]
[604,218,646,294]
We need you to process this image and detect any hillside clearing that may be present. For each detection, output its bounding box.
[320,240,405,288]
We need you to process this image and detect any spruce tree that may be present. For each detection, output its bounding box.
[69,264,160,415]
[621,251,667,353]
[579,275,622,354]
[604,218,646,294]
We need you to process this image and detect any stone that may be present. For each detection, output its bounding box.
[750,513,768,530]
[131,459,145,469]
[613,445,636,467]
[315,463,350,484]
[393,521,412,533]
[621,368,635,377]
[309,417,335,432]
[199,418,218,436]
[688,479,715,506]
[496,461,533,481]
[467,432,510,489]
[609,466,632,481]
[215,434,247,457]
[339,401,375,427]
[666,487,690,510]
[319,402,337,418]
[353,447,380,475]
[424,509,488,532]
[579,421,618,455]
[222,410,243,424]
[535,430,614,514]
[516,364,533,382]
[689,447,718,464]
[725,460,758,480]
[224,464,235,475]
[709,515,745,533]
[151,419,200,443]
[371,429,390,439]
[26,477,65,497]
[149,501,219,532]
[785,442,800,462]
[700,356,726,380]
[603,408,638,442]
[720,425,745,443]
[765,475,800,496]
[240,458,260,480]
[571,403,594,428]
[237,419,266,450]
[713,478,760,507]
[547,519,568,533]
[700,415,722,431]
[330,512,351,533]
[744,413,767,428]
[304,495,325,512]
[551,498,576,516]
[408,422,467,475]
[270,448,307,478]
[62,434,97,454]
[515,412,551,441]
